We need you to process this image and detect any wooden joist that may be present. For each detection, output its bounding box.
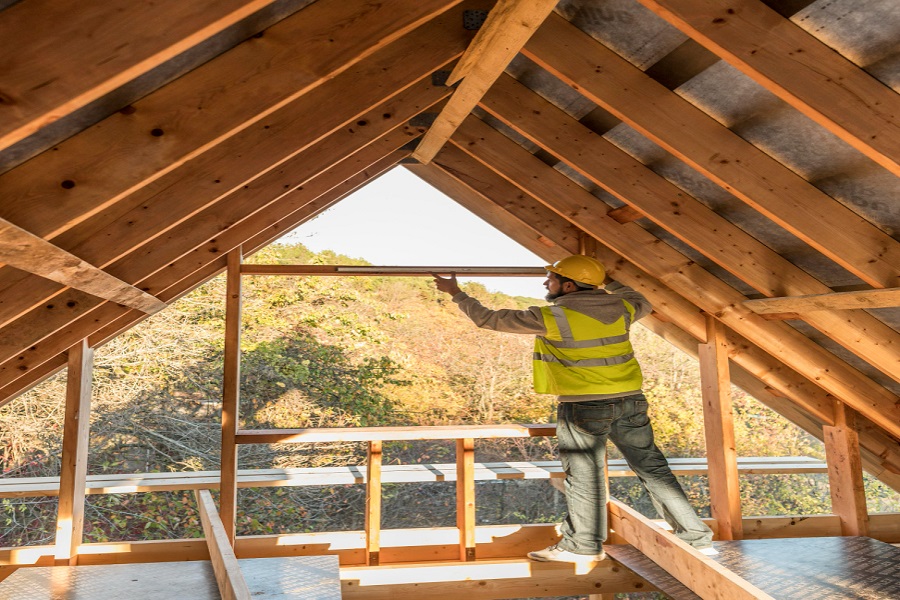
[195,490,251,600]
[411,0,558,163]
[635,0,900,175]
[0,218,166,315]
[744,287,900,314]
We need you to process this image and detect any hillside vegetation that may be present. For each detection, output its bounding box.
[2,244,897,546]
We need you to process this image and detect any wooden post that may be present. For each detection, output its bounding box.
[698,315,742,540]
[824,402,869,536]
[220,248,243,545]
[54,339,94,564]
[456,438,476,561]
[365,440,383,566]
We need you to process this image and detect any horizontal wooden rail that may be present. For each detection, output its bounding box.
[0,457,827,498]
[234,424,557,444]
[240,264,548,276]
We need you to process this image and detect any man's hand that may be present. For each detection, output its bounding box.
[432,273,462,296]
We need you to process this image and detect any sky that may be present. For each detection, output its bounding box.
[279,168,548,298]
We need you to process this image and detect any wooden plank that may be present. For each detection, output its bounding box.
[699,315,743,540]
[241,265,546,276]
[195,489,251,600]
[522,12,900,289]
[824,404,870,536]
[53,339,94,564]
[457,438,476,561]
[365,441,383,566]
[450,114,900,438]
[635,0,900,175]
[235,424,556,444]
[608,499,775,599]
[745,287,900,314]
[478,73,900,387]
[412,0,558,163]
[220,249,243,545]
[0,0,283,154]
[0,218,165,315]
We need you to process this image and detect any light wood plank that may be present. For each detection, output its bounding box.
[608,499,775,599]
[0,0,283,154]
[241,265,546,276]
[457,438,477,561]
[522,12,900,289]
[635,0,900,175]
[699,316,743,540]
[478,73,900,386]
[0,218,165,315]
[220,248,243,545]
[745,287,900,314]
[824,404,870,536]
[235,424,556,444]
[195,489,251,600]
[366,441,383,566]
[412,0,558,163]
[53,340,94,564]
[450,115,900,438]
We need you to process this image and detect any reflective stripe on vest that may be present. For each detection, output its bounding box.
[532,302,643,396]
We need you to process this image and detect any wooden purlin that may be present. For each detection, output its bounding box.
[478,73,900,386]
[522,13,900,290]
[424,144,900,490]
[635,0,900,176]
[745,287,900,313]
[450,114,900,439]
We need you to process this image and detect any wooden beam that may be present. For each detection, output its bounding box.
[53,339,94,564]
[457,438,477,561]
[220,248,243,545]
[450,114,900,438]
[235,424,556,444]
[411,0,558,163]
[522,12,900,289]
[195,490,251,600]
[699,315,743,540]
[365,441,383,566]
[0,0,285,155]
[745,287,900,314]
[635,0,900,175]
[478,73,900,387]
[824,404,870,536]
[608,499,774,599]
[240,265,547,276]
[0,218,165,315]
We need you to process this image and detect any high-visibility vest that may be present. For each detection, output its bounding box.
[532,302,643,396]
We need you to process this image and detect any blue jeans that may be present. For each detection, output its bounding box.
[555,393,713,554]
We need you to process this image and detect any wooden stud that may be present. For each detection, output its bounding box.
[635,0,900,175]
[412,0,558,163]
[824,403,870,536]
[457,438,476,561]
[195,489,252,600]
[522,12,900,290]
[365,441,383,566]
[54,339,94,565]
[745,288,900,314]
[699,315,743,540]
[0,218,166,315]
[220,248,243,545]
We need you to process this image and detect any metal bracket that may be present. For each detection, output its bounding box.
[463,9,489,30]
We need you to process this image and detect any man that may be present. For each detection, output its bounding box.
[433,255,714,563]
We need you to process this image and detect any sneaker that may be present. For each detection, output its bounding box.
[696,545,719,556]
[527,544,607,563]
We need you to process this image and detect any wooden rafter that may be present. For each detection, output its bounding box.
[411,0,558,164]
[744,287,900,314]
[522,12,900,289]
[0,218,166,315]
[635,0,900,175]
[478,73,900,385]
[448,115,900,438]
[0,0,287,156]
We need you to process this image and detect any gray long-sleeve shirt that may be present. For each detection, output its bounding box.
[451,281,652,401]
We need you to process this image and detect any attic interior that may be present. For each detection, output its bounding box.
[1,0,899,598]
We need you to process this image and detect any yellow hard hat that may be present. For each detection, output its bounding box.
[545,255,606,286]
